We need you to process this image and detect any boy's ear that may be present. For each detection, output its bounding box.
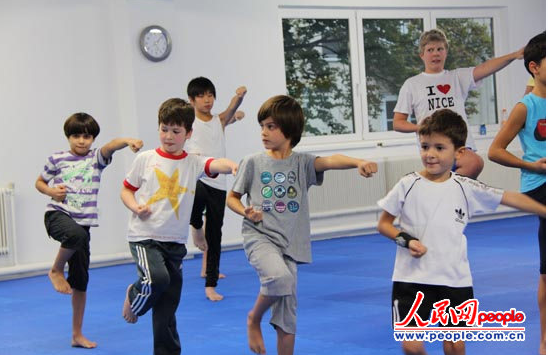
[455,146,466,159]
[185,128,193,139]
[528,61,540,77]
[188,97,195,107]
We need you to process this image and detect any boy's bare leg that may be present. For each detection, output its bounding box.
[71,290,97,348]
[275,326,295,355]
[200,249,207,278]
[199,241,225,279]
[402,341,427,355]
[443,340,465,355]
[49,247,75,295]
[248,293,279,354]
[205,286,224,301]
[122,284,138,323]
[539,274,546,355]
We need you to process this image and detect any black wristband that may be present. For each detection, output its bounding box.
[394,232,419,248]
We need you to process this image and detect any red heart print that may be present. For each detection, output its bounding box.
[437,84,451,94]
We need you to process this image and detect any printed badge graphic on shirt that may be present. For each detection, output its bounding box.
[261,186,273,198]
[261,171,272,184]
[275,201,286,213]
[287,201,299,213]
[426,85,455,111]
[262,200,273,212]
[287,186,297,199]
[287,171,296,184]
[274,172,286,184]
[259,170,300,215]
[274,185,286,198]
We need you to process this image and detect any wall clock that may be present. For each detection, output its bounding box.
[139,25,172,62]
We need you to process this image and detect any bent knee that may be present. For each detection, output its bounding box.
[402,340,426,355]
[66,228,90,250]
[148,271,171,291]
[263,270,295,295]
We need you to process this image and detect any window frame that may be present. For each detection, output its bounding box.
[356,9,431,141]
[430,8,505,138]
[280,8,364,146]
[280,7,509,148]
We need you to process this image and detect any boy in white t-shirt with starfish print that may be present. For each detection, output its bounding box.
[120,98,238,355]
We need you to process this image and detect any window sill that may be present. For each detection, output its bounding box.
[295,137,417,153]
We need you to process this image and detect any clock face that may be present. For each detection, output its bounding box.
[140,25,172,62]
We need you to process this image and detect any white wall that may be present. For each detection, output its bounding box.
[0,0,544,275]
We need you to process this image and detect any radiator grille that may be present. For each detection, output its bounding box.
[0,187,15,256]
[309,152,522,215]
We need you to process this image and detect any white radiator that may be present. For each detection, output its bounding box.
[309,163,386,214]
[0,186,16,266]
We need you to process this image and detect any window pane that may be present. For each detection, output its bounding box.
[362,18,423,132]
[437,18,497,126]
[282,18,354,136]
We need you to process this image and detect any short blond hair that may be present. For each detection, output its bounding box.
[419,29,448,54]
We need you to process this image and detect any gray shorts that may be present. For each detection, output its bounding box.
[246,239,298,334]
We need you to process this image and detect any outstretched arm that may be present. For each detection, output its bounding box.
[501,191,546,217]
[314,154,377,177]
[488,103,546,173]
[473,47,524,82]
[209,158,239,175]
[220,86,247,128]
[393,112,419,133]
[377,211,427,258]
[101,138,143,160]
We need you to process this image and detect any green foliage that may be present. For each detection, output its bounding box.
[363,19,423,122]
[283,18,353,136]
[438,18,494,117]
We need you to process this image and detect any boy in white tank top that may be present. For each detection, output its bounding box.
[185,76,246,301]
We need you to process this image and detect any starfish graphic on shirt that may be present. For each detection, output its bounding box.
[146,168,188,219]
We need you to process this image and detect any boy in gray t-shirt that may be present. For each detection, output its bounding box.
[227,95,378,355]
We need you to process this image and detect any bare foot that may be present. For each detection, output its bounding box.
[219,272,226,279]
[205,287,224,301]
[122,285,138,323]
[72,334,97,349]
[247,311,266,354]
[48,269,72,294]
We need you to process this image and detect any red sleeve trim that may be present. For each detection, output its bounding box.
[204,158,219,178]
[123,180,139,191]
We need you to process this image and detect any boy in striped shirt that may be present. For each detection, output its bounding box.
[36,112,142,348]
